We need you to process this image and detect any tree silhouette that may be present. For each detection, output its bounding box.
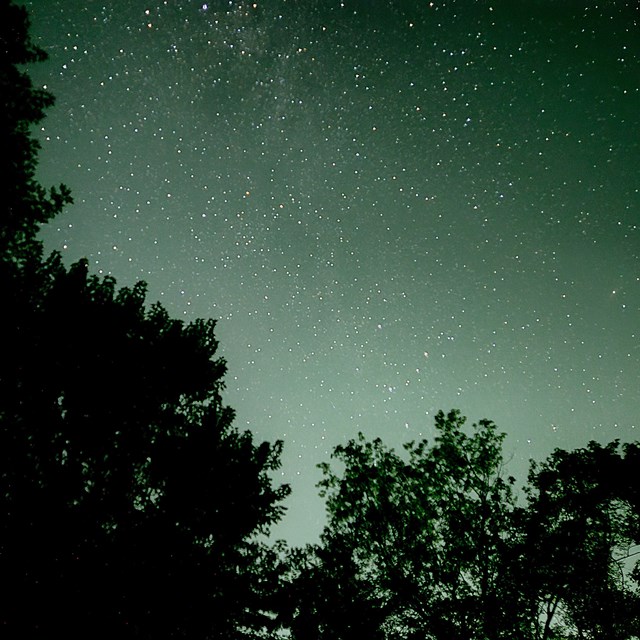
[519,440,640,639]
[303,410,524,640]
[0,0,71,266]
[297,411,640,640]
[0,3,289,637]
[277,542,388,640]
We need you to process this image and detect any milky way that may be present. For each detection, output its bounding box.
[28,0,639,543]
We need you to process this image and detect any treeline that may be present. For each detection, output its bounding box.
[1,2,638,638]
[287,412,640,639]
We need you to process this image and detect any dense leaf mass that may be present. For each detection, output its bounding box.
[0,3,289,637]
[0,0,71,264]
[0,257,291,639]
[284,411,640,640]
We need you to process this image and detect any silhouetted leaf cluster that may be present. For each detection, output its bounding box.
[284,411,640,640]
[0,3,289,638]
[0,0,71,265]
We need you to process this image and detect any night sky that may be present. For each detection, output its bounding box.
[26,0,639,544]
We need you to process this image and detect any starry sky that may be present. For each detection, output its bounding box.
[26,0,639,544]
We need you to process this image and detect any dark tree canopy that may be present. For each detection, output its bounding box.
[0,3,289,637]
[0,0,71,265]
[286,411,640,640]
[1,255,291,638]
[521,440,640,639]
[310,410,523,640]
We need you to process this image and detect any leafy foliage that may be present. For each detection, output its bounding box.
[521,440,640,639]
[0,0,71,265]
[290,411,640,640]
[0,252,290,638]
[307,410,522,639]
[0,3,289,637]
